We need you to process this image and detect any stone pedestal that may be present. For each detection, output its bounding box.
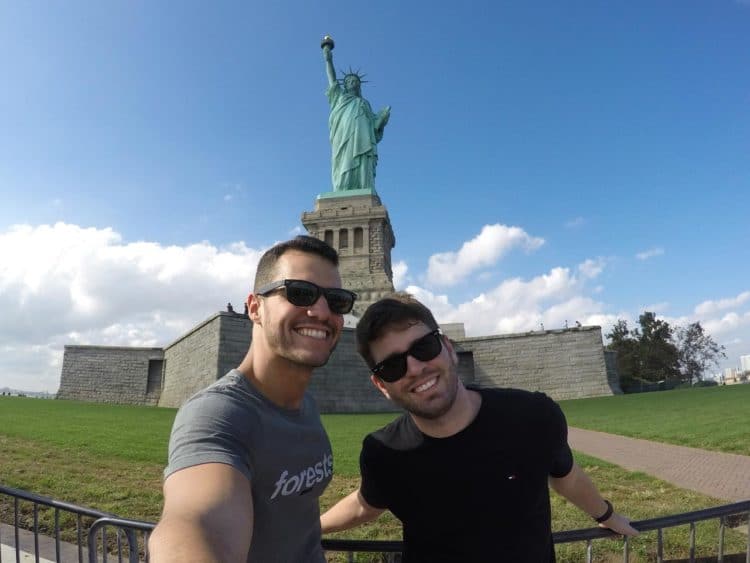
[301,191,395,316]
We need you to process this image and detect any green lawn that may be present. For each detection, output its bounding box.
[1,387,749,561]
[0,396,176,463]
[559,383,750,455]
[0,397,395,474]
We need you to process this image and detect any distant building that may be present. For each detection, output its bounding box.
[740,354,750,374]
[722,366,748,385]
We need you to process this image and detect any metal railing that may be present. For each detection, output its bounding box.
[0,484,137,563]
[3,484,749,562]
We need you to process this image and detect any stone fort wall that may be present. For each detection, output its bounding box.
[456,327,619,400]
[57,345,164,405]
[58,312,619,411]
[159,312,252,408]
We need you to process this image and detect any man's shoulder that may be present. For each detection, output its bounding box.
[176,370,259,419]
[365,413,423,452]
[476,385,554,406]
[474,386,559,422]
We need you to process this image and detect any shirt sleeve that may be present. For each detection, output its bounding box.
[545,397,574,478]
[358,436,390,509]
[165,392,254,483]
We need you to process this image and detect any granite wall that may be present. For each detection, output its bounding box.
[457,326,619,400]
[57,345,163,405]
[58,315,619,410]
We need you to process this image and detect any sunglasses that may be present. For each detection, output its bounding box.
[256,279,357,315]
[371,330,443,383]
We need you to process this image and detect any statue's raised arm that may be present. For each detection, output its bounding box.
[321,36,337,88]
[320,36,390,193]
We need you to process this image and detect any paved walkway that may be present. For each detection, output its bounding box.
[0,543,55,562]
[0,522,87,563]
[568,427,750,502]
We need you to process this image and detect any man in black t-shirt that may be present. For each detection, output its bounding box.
[321,293,638,562]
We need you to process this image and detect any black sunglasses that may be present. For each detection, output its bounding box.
[256,279,357,315]
[371,330,443,383]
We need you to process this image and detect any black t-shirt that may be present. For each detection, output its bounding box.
[360,387,573,562]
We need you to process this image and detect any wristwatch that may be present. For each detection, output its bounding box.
[594,500,614,523]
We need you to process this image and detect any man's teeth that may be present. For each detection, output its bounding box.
[414,378,437,393]
[297,328,327,340]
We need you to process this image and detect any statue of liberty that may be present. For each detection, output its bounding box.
[321,36,391,193]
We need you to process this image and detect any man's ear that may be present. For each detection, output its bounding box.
[443,335,458,365]
[248,293,263,325]
[370,374,391,400]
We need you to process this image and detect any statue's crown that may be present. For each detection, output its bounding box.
[339,67,368,85]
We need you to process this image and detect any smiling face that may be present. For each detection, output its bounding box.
[369,322,460,420]
[250,250,344,370]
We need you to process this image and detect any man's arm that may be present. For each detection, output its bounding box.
[320,488,384,534]
[549,463,638,536]
[149,463,254,562]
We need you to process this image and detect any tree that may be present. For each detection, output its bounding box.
[606,312,680,388]
[635,312,680,382]
[605,320,640,384]
[607,313,725,391]
[676,322,726,383]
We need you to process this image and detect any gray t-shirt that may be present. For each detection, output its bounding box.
[165,369,333,562]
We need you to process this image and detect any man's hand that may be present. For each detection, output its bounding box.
[549,463,639,538]
[599,512,639,537]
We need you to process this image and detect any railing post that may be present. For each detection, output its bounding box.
[656,527,664,563]
[623,535,629,562]
[689,521,696,563]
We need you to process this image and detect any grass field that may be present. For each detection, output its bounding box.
[559,383,750,456]
[1,385,748,561]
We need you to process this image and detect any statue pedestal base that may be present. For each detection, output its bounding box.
[301,192,395,317]
[317,187,377,200]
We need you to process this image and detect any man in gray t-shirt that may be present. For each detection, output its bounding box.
[149,236,357,562]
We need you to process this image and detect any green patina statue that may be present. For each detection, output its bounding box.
[321,36,391,193]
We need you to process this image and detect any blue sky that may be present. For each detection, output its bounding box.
[1,1,749,392]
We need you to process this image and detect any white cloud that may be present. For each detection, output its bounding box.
[635,247,664,261]
[426,224,544,287]
[565,216,585,228]
[0,222,264,392]
[694,291,750,316]
[392,260,408,289]
[288,226,303,236]
[702,311,750,337]
[4,221,748,392]
[578,258,606,279]
[404,265,604,336]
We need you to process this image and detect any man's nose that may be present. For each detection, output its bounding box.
[404,354,428,376]
[306,294,332,318]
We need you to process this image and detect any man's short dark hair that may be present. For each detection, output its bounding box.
[356,292,439,369]
[253,236,339,291]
